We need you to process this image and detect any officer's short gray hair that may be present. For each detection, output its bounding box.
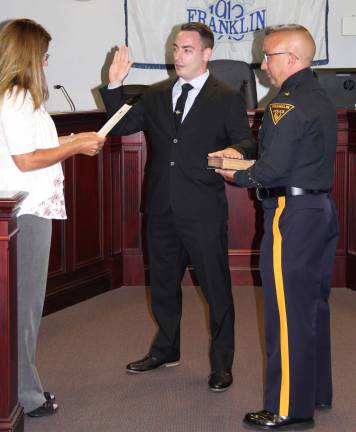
[265,24,310,36]
[264,24,316,63]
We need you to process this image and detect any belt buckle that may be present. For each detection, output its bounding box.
[256,187,269,201]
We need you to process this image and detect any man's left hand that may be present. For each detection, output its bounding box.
[208,147,241,182]
[208,147,243,159]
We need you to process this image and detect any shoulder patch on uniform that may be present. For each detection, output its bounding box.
[269,103,295,125]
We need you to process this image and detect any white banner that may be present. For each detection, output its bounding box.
[124,0,329,68]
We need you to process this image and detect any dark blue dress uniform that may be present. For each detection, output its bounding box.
[234,67,339,418]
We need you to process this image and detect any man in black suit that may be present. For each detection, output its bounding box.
[100,22,256,391]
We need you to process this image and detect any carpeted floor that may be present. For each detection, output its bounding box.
[25,286,356,432]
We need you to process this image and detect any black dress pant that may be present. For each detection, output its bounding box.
[260,194,339,418]
[146,209,235,371]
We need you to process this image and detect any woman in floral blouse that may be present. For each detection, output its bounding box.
[0,19,105,417]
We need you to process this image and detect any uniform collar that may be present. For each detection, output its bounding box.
[280,67,314,92]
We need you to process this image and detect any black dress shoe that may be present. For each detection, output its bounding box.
[126,354,180,373]
[27,400,58,418]
[315,402,332,410]
[208,370,233,392]
[44,392,55,402]
[243,410,314,430]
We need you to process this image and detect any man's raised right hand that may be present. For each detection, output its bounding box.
[109,45,134,87]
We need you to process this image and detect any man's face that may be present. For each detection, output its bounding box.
[261,33,291,88]
[173,30,211,81]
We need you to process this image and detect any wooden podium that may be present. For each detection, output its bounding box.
[45,109,355,310]
[2,109,354,319]
[0,192,27,432]
[0,109,353,431]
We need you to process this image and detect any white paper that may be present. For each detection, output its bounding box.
[98,104,132,137]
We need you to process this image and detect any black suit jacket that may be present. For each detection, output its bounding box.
[100,75,256,220]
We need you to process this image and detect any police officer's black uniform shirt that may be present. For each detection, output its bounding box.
[234,67,337,190]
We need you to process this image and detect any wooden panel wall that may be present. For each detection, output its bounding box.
[2,111,353,429]
[346,111,356,289]
[107,110,356,289]
[27,109,356,313]
[45,113,115,314]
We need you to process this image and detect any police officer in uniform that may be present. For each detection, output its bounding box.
[211,24,339,429]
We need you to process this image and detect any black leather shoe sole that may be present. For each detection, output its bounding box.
[209,382,232,392]
[127,360,180,374]
[126,355,180,374]
[27,401,58,418]
[243,422,314,431]
[243,411,314,430]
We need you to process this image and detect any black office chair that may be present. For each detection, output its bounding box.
[208,59,257,109]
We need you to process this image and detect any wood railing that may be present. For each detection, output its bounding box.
[0,192,27,432]
[1,109,355,431]
[1,109,355,319]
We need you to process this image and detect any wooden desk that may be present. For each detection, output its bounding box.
[0,192,26,432]
[89,109,356,290]
[1,109,353,430]
[1,110,355,316]
[48,109,356,312]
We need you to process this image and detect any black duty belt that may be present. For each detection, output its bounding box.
[256,186,330,201]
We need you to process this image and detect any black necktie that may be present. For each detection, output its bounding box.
[174,83,193,130]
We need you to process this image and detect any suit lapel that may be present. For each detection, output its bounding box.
[180,75,217,129]
[162,79,177,133]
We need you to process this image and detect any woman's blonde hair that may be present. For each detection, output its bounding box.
[0,18,51,109]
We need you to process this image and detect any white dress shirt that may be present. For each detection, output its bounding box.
[172,70,210,121]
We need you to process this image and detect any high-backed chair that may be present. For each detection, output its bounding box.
[208,59,258,109]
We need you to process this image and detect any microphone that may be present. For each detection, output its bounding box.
[53,84,76,111]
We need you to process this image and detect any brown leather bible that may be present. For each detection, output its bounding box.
[207,157,255,170]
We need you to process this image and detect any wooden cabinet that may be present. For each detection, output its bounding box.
[4,109,354,315]
[0,192,26,432]
[44,112,120,314]
[45,109,356,313]
[2,110,354,431]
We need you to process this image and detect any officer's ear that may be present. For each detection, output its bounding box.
[289,52,299,66]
